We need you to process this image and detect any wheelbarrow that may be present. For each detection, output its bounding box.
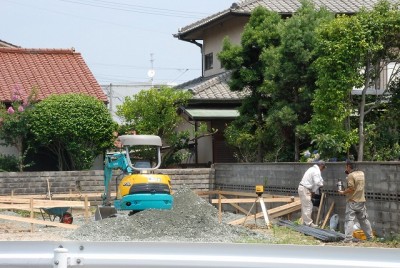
[40,178,74,224]
[40,207,74,224]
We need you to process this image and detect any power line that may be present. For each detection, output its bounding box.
[58,0,210,19]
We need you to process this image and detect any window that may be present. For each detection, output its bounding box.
[204,53,213,70]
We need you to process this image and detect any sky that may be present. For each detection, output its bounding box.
[2,0,234,86]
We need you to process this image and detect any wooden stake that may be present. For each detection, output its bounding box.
[316,193,325,226]
[84,195,89,223]
[322,201,335,229]
[11,190,14,213]
[218,191,222,223]
[30,198,34,233]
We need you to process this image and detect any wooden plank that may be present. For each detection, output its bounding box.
[211,197,297,204]
[228,200,301,225]
[315,193,326,225]
[0,192,116,200]
[322,202,335,229]
[0,199,89,208]
[0,214,79,229]
[219,194,249,215]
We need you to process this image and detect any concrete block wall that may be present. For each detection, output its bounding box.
[0,170,104,195]
[0,168,213,197]
[214,162,400,238]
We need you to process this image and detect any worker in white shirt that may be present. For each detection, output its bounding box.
[298,160,326,227]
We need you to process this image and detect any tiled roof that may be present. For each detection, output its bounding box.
[176,72,248,101]
[176,0,393,38]
[0,47,107,103]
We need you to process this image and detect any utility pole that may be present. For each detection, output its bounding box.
[147,53,155,87]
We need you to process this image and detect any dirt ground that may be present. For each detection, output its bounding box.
[0,213,396,248]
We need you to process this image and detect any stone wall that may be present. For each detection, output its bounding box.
[213,162,400,238]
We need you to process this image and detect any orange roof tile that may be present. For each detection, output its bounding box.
[0,47,107,103]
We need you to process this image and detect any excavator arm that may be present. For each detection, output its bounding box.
[101,152,133,206]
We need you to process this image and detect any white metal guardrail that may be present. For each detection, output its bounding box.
[0,241,399,268]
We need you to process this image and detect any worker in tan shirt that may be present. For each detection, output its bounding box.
[338,160,374,242]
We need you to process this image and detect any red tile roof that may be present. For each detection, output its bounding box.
[0,47,107,103]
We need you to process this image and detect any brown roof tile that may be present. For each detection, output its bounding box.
[0,47,107,103]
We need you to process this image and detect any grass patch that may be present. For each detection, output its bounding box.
[270,225,321,245]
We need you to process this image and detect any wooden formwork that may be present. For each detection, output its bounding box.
[196,190,301,225]
[0,191,96,231]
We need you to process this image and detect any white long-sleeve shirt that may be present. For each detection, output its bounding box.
[299,164,324,193]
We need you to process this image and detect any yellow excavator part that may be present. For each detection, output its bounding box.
[117,174,172,198]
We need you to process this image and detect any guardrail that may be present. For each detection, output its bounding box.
[0,241,399,268]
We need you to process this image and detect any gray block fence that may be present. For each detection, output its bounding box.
[0,162,398,238]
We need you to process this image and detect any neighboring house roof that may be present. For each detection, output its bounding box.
[0,39,19,48]
[175,0,393,39]
[176,72,248,103]
[0,47,107,103]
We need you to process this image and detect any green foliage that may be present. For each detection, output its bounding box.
[310,0,400,160]
[116,86,192,167]
[27,93,116,171]
[0,154,19,172]
[363,78,400,160]
[0,86,38,171]
[220,1,333,162]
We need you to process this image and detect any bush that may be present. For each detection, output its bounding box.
[0,154,19,172]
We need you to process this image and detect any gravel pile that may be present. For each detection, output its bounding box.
[70,186,275,243]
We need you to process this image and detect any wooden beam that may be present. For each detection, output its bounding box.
[219,194,249,215]
[0,198,89,208]
[0,214,79,229]
[228,200,301,225]
[322,202,335,229]
[315,193,326,225]
[0,192,115,200]
[211,197,297,204]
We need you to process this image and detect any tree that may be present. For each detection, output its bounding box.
[310,0,400,160]
[219,6,282,162]
[219,2,332,162]
[27,93,116,171]
[363,78,400,160]
[0,85,37,171]
[275,1,333,161]
[116,86,193,166]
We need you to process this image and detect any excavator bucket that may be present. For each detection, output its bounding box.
[94,206,118,221]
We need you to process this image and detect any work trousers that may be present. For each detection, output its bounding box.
[344,201,373,241]
[298,185,313,226]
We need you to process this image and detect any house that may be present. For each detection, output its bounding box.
[0,39,19,48]
[0,46,108,169]
[174,0,395,165]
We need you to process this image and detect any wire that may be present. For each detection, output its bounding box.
[58,0,209,19]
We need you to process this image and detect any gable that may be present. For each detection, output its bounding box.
[0,47,107,103]
[175,0,394,40]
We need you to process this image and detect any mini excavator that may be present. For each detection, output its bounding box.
[95,134,173,220]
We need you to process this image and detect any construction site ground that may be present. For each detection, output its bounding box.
[0,187,398,248]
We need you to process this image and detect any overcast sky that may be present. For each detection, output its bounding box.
[2,0,234,86]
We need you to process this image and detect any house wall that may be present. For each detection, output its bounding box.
[203,17,247,77]
[213,162,400,239]
[177,115,213,164]
[197,122,213,164]
[0,143,18,156]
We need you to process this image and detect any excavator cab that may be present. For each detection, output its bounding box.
[95,135,173,220]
